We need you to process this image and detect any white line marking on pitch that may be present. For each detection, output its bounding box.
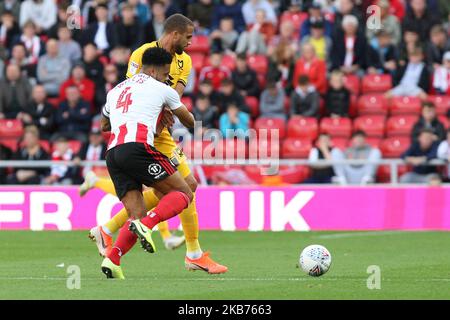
[314,231,406,239]
[1,276,449,282]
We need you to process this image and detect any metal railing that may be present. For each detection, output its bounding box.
[0,159,446,185]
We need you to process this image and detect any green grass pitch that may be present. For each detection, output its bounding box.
[0,230,449,299]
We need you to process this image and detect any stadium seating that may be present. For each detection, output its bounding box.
[278,165,310,184]
[0,119,24,138]
[377,164,410,183]
[389,96,422,115]
[286,116,318,140]
[245,96,260,118]
[348,94,359,117]
[190,53,206,73]
[365,137,381,148]
[379,136,411,158]
[215,139,248,159]
[181,96,193,111]
[386,115,419,137]
[320,117,352,138]
[357,94,389,115]
[281,138,312,159]
[353,115,385,138]
[361,74,392,93]
[179,140,212,159]
[0,138,19,152]
[344,74,360,95]
[247,55,268,75]
[331,137,349,150]
[254,117,286,139]
[279,11,308,37]
[248,139,280,159]
[428,95,450,115]
[185,35,209,54]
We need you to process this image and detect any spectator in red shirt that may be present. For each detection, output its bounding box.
[292,42,327,94]
[59,63,95,107]
[199,51,232,90]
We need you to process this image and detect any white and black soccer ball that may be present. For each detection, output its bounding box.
[299,245,332,277]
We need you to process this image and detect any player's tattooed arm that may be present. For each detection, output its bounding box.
[100,115,111,132]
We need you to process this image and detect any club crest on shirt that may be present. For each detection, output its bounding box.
[177,60,184,70]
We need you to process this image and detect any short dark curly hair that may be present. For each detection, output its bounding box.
[142,47,172,67]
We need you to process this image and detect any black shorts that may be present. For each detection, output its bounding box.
[106,142,176,200]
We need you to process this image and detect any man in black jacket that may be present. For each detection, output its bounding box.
[402,0,441,43]
[81,4,116,55]
[232,53,260,98]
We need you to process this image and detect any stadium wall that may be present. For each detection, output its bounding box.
[0,186,449,231]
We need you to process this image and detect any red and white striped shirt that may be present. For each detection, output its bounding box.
[102,74,182,150]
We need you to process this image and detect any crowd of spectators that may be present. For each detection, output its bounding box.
[0,0,449,186]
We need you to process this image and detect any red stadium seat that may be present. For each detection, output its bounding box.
[379,136,411,158]
[0,119,23,138]
[248,139,280,159]
[39,140,51,153]
[186,35,209,54]
[386,115,419,137]
[357,94,388,115]
[365,137,381,148]
[215,139,248,159]
[222,54,236,70]
[361,74,392,93]
[320,117,352,138]
[286,116,318,140]
[254,117,286,139]
[353,115,385,138]
[247,55,268,75]
[47,97,60,108]
[377,164,410,183]
[0,138,19,152]
[69,140,82,154]
[280,11,308,35]
[281,138,312,158]
[181,96,193,112]
[439,115,449,129]
[344,74,360,95]
[389,96,422,115]
[279,165,310,184]
[245,96,260,118]
[349,94,358,117]
[428,95,450,115]
[331,137,349,150]
[190,53,206,73]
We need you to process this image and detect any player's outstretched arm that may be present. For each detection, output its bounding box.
[172,105,194,129]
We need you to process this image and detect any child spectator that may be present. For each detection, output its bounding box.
[260,81,286,120]
[305,133,338,184]
[199,51,232,90]
[192,94,218,136]
[290,75,320,118]
[44,137,80,185]
[325,70,350,117]
[219,103,250,139]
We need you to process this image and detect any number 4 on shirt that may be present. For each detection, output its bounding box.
[116,87,133,113]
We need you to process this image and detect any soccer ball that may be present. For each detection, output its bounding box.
[299,245,332,277]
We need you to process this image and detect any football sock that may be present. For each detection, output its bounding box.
[142,190,172,239]
[157,221,172,240]
[108,220,137,265]
[179,193,202,259]
[141,191,190,230]
[104,208,128,234]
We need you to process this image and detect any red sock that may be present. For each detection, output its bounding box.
[141,191,190,230]
[107,220,137,265]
